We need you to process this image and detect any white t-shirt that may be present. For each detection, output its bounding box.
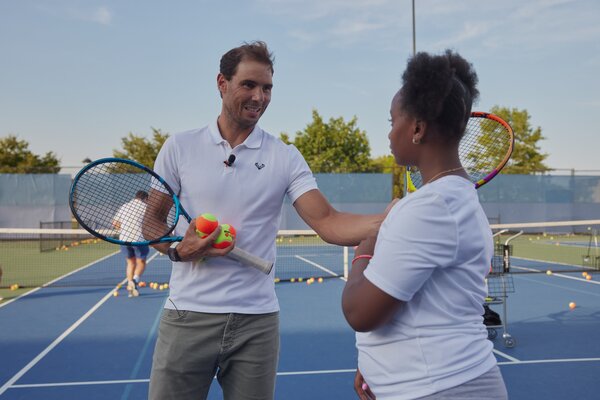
[113,198,147,243]
[153,120,317,314]
[357,176,496,400]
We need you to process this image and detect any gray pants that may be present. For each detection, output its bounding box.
[149,310,280,400]
[417,365,508,400]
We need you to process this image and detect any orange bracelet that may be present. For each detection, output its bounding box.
[351,254,373,265]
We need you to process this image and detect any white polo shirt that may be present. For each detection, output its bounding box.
[357,176,496,399]
[113,198,147,243]
[153,120,317,314]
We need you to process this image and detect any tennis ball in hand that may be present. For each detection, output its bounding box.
[212,224,236,249]
[195,213,219,238]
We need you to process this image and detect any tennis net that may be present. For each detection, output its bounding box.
[0,228,350,289]
[4,219,598,290]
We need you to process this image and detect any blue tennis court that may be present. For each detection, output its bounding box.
[2,250,600,399]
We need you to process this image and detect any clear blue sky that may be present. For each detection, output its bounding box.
[2,0,599,171]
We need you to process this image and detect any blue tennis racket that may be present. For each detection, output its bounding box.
[69,157,273,274]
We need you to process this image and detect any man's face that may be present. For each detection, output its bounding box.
[218,60,273,130]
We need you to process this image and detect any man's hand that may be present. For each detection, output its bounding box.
[175,219,235,262]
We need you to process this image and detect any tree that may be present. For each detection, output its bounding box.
[490,106,550,174]
[0,135,60,173]
[281,110,374,173]
[371,155,406,198]
[113,128,169,169]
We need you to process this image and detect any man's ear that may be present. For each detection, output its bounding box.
[217,73,227,97]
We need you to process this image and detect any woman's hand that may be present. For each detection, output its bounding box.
[354,368,375,400]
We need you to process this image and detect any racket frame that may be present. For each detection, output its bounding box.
[405,111,514,193]
[69,157,274,274]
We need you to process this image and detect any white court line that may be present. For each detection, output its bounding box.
[493,349,520,362]
[514,266,600,285]
[10,369,358,389]
[498,357,600,366]
[0,287,119,395]
[10,358,600,390]
[0,250,119,310]
[0,252,161,395]
[294,255,347,281]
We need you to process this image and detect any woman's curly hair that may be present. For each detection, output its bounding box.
[400,50,479,142]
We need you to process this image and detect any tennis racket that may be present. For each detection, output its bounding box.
[406,111,514,192]
[69,157,273,274]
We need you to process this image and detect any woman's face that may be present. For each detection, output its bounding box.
[388,90,417,166]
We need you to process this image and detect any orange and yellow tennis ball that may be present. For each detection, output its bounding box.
[213,224,236,249]
[195,213,219,238]
[569,302,576,310]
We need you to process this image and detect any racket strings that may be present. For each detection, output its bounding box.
[408,115,512,190]
[72,162,177,243]
[460,117,512,182]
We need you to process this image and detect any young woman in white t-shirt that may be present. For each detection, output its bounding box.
[342,50,508,400]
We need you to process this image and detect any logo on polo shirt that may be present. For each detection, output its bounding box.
[255,162,265,170]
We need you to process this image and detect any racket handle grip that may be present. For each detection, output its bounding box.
[229,247,274,275]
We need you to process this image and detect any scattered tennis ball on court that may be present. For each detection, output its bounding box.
[195,213,219,238]
[113,291,119,297]
[546,270,553,275]
[569,302,576,310]
[212,224,236,249]
[318,277,323,283]
[306,280,313,285]
[139,281,146,287]
[582,272,589,278]
[163,283,169,289]
[586,275,592,281]
[274,278,280,283]
[298,277,303,282]
[290,278,296,283]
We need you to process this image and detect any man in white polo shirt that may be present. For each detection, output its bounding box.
[145,41,385,400]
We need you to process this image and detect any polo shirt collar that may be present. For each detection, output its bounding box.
[208,118,264,149]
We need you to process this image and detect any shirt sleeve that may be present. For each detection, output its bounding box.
[364,192,459,302]
[113,204,125,223]
[285,144,318,203]
[153,135,180,195]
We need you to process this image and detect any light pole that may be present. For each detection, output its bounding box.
[412,0,416,55]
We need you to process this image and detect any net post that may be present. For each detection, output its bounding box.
[343,246,349,279]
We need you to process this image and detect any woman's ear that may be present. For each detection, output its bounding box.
[412,120,427,144]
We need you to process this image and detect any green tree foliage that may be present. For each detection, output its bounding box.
[371,155,406,198]
[490,106,550,174]
[113,128,169,169]
[0,135,60,173]
[281,110,374,173]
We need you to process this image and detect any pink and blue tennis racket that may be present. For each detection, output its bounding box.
[406,111,514,192]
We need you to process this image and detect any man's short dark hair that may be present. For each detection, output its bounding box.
[136,190,148,201]
[220,41,274,80]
